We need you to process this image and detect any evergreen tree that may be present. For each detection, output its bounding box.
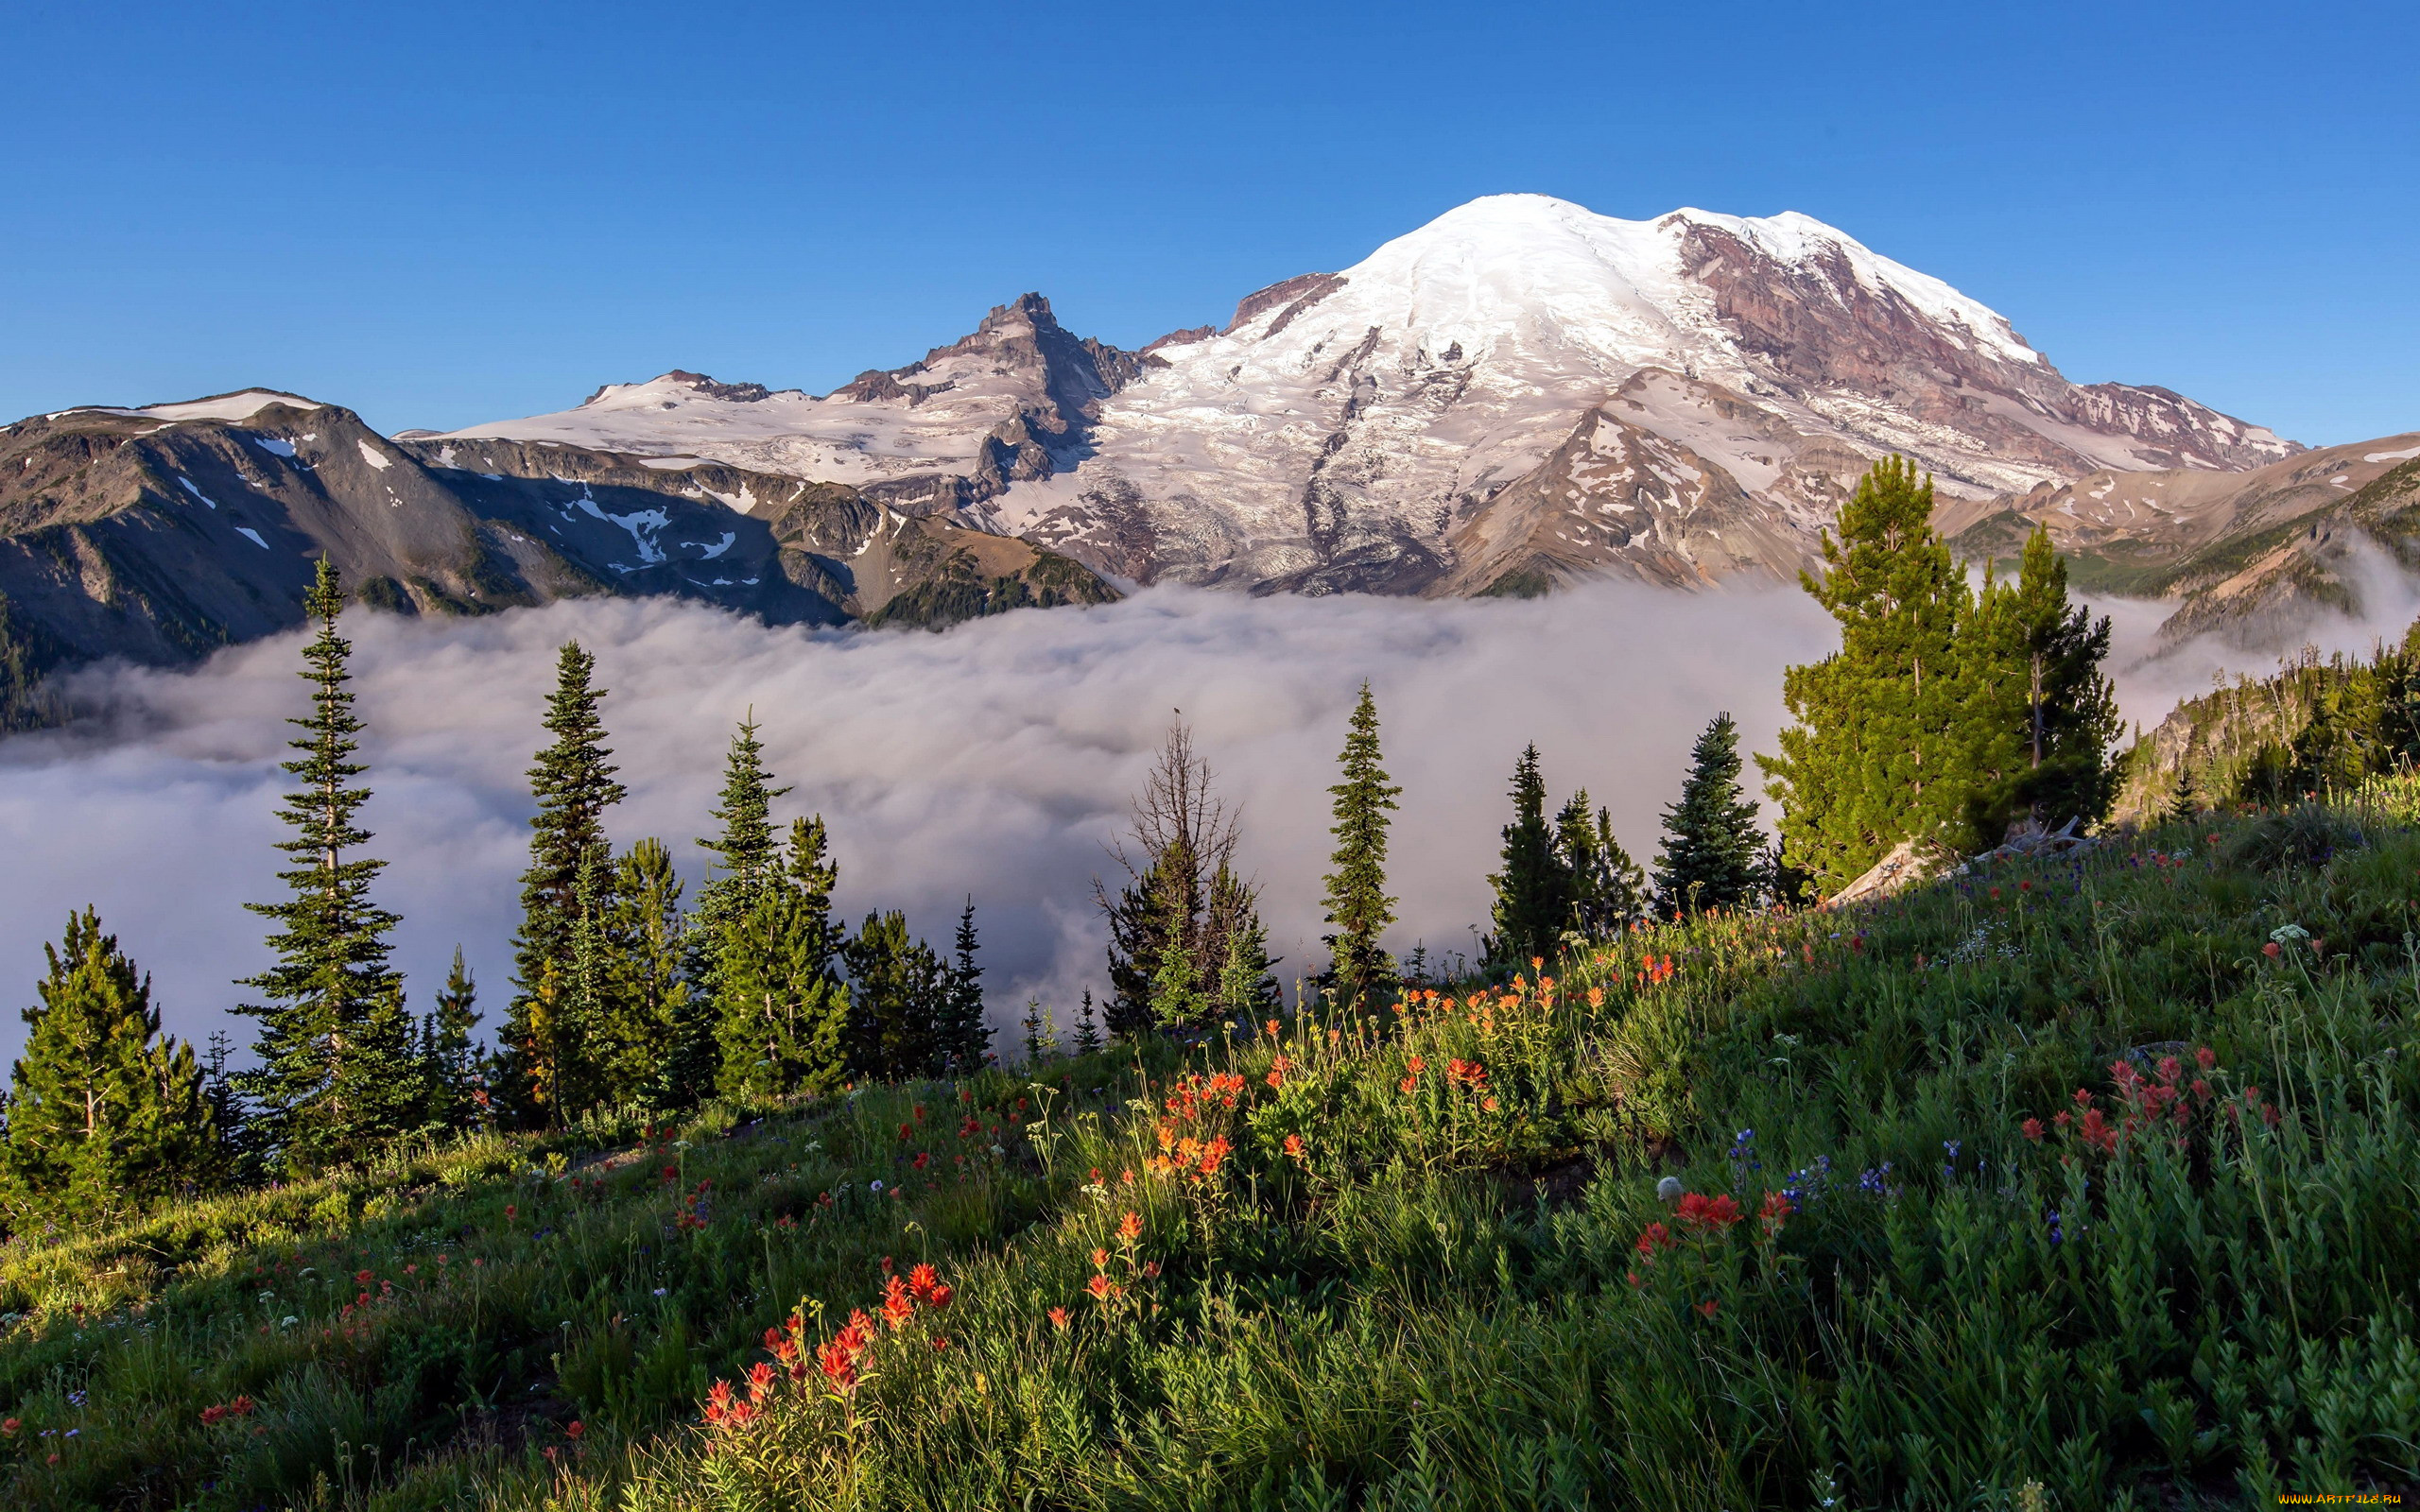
[1,910,217,1219]
[1759,457,1973,893]
[1097,717,1254,1038]
[843,910,949,1080]
[1215,901,1281,1023]
[1319,683,1400,1008]
[498,642,626,1125]
[716,819,848,1099]
[416,947,485,1134]
[233,559,412,1173]
[2167,768,2202,824]
[1655,713,1769,918]
[1485,745,1570,970]
[937,900,992,1073]
[681,717,795,1100]
[601,838,687,1107]
[1957,526,2120,842]
[1557,791,1647,940]
[1072,989,1103,1057]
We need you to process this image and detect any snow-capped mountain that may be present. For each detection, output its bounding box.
[442,195,2301,596]
[425,294,1143,515]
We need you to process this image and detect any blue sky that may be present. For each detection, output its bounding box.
[3,1,2412,445]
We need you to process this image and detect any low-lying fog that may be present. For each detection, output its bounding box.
[0,576,2406,1059]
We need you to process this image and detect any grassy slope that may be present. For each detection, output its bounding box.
[9,795,2420,1508]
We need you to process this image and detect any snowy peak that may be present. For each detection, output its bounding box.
[437,193,2302,598]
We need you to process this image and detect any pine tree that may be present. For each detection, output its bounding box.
[1960,526,2121,840]
[1320,683,1400,1009]
[1072,989,1103,1056]
[601,838,686,1107]
[1097,716,1250,1038]
[1215,905,1281,1023]
[937,900,992,1073]
[233,558,410,1173]
[2167,768,2201,824]
[682,717,795,1100]
[1759,457,1974,893]
[1558,791,1647,940]
[843,911,948,1080]
[2,910,217,1219]
[416,947,485,1134]
[1485,745,1569,971]
[716,819,848,1098]
[499,642,626,1125]
[1655,713,1769,918]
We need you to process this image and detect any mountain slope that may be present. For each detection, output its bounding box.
[424,294,1147,517]
[0,397,1117,726]
[1003,196,2296,594]
[1941,433,2420,645]
[441,196,2296,599]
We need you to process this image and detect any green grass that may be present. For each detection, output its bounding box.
[10,791,2420,1508]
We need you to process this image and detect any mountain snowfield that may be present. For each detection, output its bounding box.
[438,194,2300,597]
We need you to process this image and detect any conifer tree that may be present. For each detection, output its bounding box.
[1960,526,2121,840]
[416,947,485,1134]
[1759,457,1973,892]
[499,642,625,1125]
[1485,745,1569,970]
[1097,716,1254,1037]
[1655,713,1769,918]
[682,717,795,1100]
[1557,790,1647,939]
[843,910,948,1080]
[1215,903,1281,1023]
[2,910,217,1218]
[1072,988,1103,1056]
[938,900,992,1073]
[716,818,848,1098]
[602,838,687,1106]
[233,559,411,1173]
[1320,683,1400,1008]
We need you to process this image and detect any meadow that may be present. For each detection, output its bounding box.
[5,792,2418,1509]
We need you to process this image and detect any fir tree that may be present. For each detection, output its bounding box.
[2,910,217,1218]
[1097,717,1253,1038]
[233,558,411,1173]
[843,910,948,1080]
[682,717,795,1099]
[2167,768,2202,824]
[1072,988,1103,1056]
[1960,526,2122,841]
[1655,713,1768,918]
[499,642,625,1125]
[602,838,687,1107]
[938,900,992,1073]
[1215,902,1281,1023]
[1019,998,1048,1067]
[1759,457,1973,893]
[1320,682,1400,1009]
[1485,745,1569,970]
[716,819,848,1098]
[417,947,485,1134]
[1558,791,1647,940]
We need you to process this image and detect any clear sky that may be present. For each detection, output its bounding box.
[3,0,2412,445]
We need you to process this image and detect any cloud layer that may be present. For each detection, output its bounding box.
[0,574,2406,1063]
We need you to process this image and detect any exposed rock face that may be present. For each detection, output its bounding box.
[1942,434,2420,647]
[432,293,1148,520]
[987,196,2296,594]
[0,398,1119,727]
[374,195,2323,602]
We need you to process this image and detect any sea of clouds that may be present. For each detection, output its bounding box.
[0,576,2410,1061]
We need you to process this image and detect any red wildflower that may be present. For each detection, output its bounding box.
[913,1151,930,1169]
[354,1268,372,1284]
[2195,1046,2217,1071]
[1759,1191,1792,1228]
[567,1420,584,1439]
[908,1263,940,1299]
[1091,1247,1108,1269]
[1697,1298,1719,1318]
[930,1336,951,1351]
[925,1283,953,1310]
[1283,1133,1305,1160]
[1675,1193,1743,1230]
[882,1276,916,1331]
[1406,1056,1426,1074]
[505,1205,517,1220]
[1117,1210,1144,1245]
[2263,941,2282,959]
[1634,1221,1675,1256]
[1048,1306,1071,1330]
[1399,1075,1418,1094]
[2021,1117,2045,1143]
[817,1342,857,1391]
[748,1361,775,1401]
[1086,1273,1121,1302]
